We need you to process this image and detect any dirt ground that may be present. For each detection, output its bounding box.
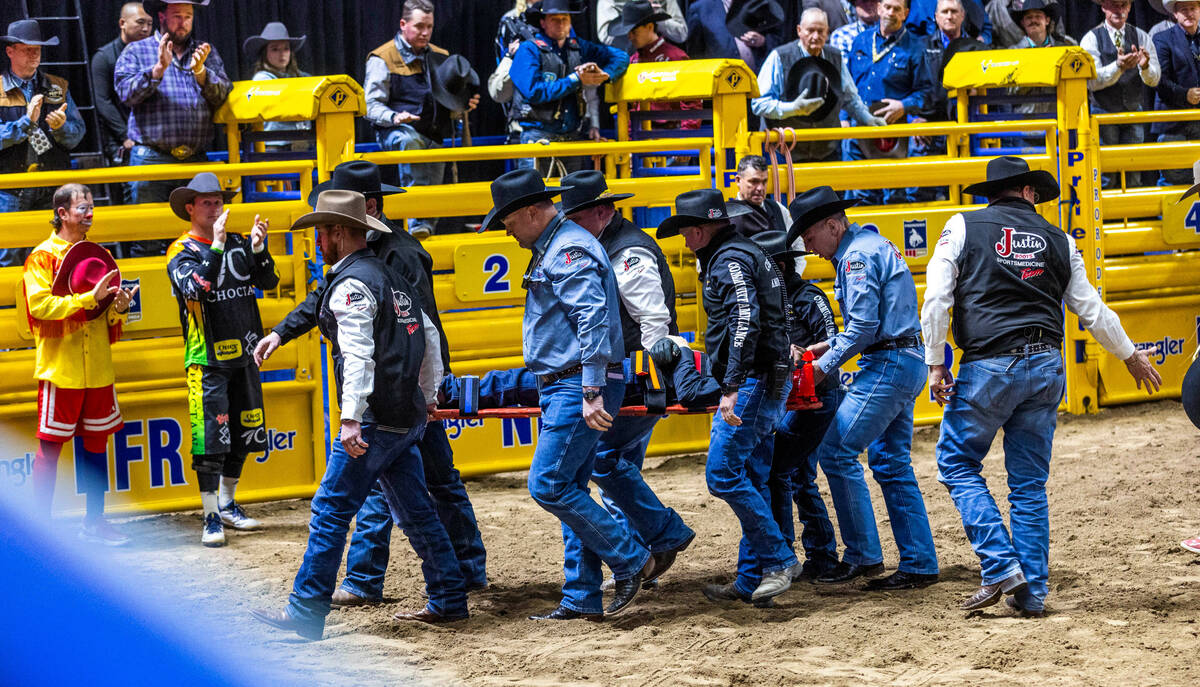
[112,400,1200,686]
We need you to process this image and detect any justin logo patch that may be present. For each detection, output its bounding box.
[995,227,1047,259]
[392,289,412,318]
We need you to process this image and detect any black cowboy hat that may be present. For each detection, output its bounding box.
[429,53,480,113]
[750,230,810,262]
[527,0,584,17]
[1183,354,1200,429]
[656,189,752,239]
[961,156,1060,202]
[243,22,306,59]
[0,19,59,46]
[308,160,404,208]
[143,0,210,13]
[610,0,672,37]
[726,0,785,38]
[785,186,859,245]
[940,36,986,86]
[783,56,841,122]
[169,172,238,222]
[480,169,564,232]
[558,170,634,216]
[1010,0,1060,24]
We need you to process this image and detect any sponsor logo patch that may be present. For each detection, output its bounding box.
[1020,267,1044,280]
[346,291,365,305]
[623,256,641,270]
[564,248,585,265]
[215,339,242,360]
[240,409,264,427]
[215,413,229,425]
[845,260,866,272]
[392,289,412,318]
[903,219,927,258]
[995,227,1047,259]
[407,323,419,335]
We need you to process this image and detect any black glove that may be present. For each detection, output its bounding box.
[648,337,681,371]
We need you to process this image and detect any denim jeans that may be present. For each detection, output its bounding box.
[127,144,203,256]
[706,375,798,597]
[768,385,843,568]
[516,127,590,176]
[0,190,23,267]
[529,374,650,614]
[844,138,910,205]
[815,348,939,575]
[287,423,466,632]
[592,413,694,553]
[1098,122,1145,188]
[1157,122,1200,185]
[378,124,444,235]
[338,421,488,598]
[936,351,1065,611]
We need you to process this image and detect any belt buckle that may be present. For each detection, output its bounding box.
[170,145,194,160]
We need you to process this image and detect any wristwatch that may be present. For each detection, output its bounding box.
[583,387,602,402]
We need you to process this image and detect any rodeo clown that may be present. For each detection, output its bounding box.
[922,156,1161,617]
[166,172,278,547]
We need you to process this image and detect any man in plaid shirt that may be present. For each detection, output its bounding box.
[114,0,230,256]
[829,0,880,60]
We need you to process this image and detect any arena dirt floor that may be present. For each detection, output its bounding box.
[114,400,1200,686]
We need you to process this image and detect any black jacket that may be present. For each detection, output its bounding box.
[696,225,791,392]
[783,269,839,392]
[90,37,130,161]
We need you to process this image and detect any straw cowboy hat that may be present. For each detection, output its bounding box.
[291,190,391,234]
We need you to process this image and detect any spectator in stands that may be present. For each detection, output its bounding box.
[908,0,991,43]
[1150,0,1177,39]
[686,0,786,71]
[726,154,795,238]
[245,22,311,151]
[619,1,702,130]
[599,0,688,52]
[366,0,479,239]
[752,7,884,163]
[491,1,542,144]
[1083,0,1160,188]
[845,0,931,204]
[0,20,85,267]
[804,0,853,33]
[986,0,1024,48]
[509,0,628,173]
[1153,0,1200,185]
[114,0,231,257]
[91,3,153,175]
[1009,0,1074,49]
[831,0,880,61]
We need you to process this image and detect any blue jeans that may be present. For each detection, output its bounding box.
[0,190,23,267]
[816,349,939,575]
[706,375,798,597]
[515,127,590,175]
[338,421,488,598]
[936,351,1065,611]
[768,385,843,568]
[844,138,909,205]
[377,124,444,234]
[287,424,466,633]
[128,145,203,256]
[529,374,651,614]
[592,413,694,553]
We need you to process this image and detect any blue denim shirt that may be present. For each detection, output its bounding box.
[847,26,930,117]
[816,224,921,375]
[522,213,624,386]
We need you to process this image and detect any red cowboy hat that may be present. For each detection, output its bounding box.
[51,241,119,320]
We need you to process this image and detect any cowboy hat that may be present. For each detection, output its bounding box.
[749,230,810,262]
[0,19,59,46]
[243,22,306,59]
[1010,0,1060,24]
[785,186,859,245]
[610,0,672,37]
[292,190,391,234]
[169,172,238,222]
[558,170,634,216]
[726,0,785,39]
[308,160,403,207]
[51,241,119,320]
[1161,0,1188,13]
[527,0,584,17]
[429,53,480,113]
[1184,353,1200,429]
[143,0,210,13]
[480,169,564,232]
[656,189,752,239]
[783,56,841,122]
[961,156,1060,202]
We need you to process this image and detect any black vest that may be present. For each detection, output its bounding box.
[952,198,1072,362]
[763,43,845,160]
[0,71,73,174]
[512,35,584,127]
[698,226,792,383]
[728,198,788,237]
[596,213,679,353]
[1089,24,1144,114]
[318,250,426,430]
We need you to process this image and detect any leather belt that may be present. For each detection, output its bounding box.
[862,335,921,355]
[998,342,1057,357]
[142,142,198,160]
[539,362,624,386]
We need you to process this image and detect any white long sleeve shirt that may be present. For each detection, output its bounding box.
[1080,23,1160,93]
[920,212,1137,366]
[611,245,673,348]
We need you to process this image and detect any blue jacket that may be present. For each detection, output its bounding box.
[815,224,921,376]
[1152,25,1200,136]
[522,213,624,387]
[906,0,992,45]
[685,0,780,69]
[847,26,931,117]
[510,29,628,135]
